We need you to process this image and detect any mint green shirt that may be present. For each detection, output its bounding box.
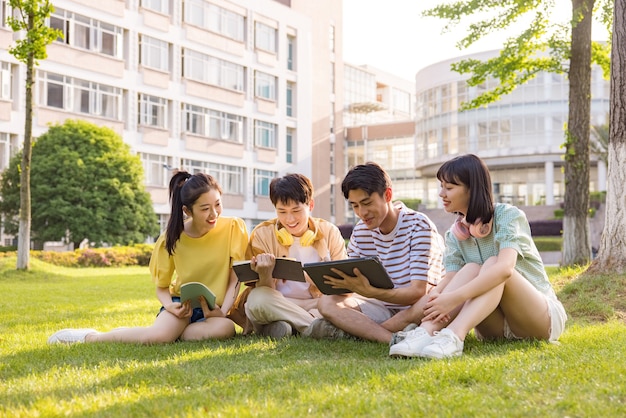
[443,203,553,294]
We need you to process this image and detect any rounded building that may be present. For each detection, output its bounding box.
[414,50,609,208]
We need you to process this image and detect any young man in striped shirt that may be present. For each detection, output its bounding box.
[304,162,445,343]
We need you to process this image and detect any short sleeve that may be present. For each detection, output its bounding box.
[327,223,349,261]
[148,233,175,288]
[493,205,532,256]
[443,230,465,273]
[231,217,249,266]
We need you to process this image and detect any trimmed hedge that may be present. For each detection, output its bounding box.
[29,244,154,268]
[529,220,563,236]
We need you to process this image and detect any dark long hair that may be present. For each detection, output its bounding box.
[165,171,222,255]
[436,154,494,225]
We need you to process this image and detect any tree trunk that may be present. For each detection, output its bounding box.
[16,12,35,270]
[562,0,594,266]
[588,0,626,274]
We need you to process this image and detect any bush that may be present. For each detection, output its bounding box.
[31,245,154,268]
[529,220,563,236]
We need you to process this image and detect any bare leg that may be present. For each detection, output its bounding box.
[435,261,551,341]
[180,317,236,341]
[379,294,429,332]
[473,270,550,340]
[420,263,482,336]
[318,295,393,343]
[86,310,188,344]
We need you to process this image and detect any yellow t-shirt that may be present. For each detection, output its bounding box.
[149,216,248,306]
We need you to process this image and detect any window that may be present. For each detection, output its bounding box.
[182,104,243,143]
[50,9,122,58]
[255,71,276,101]
[287,35,295,70]
[208,163,243,194]
[254,169,276,197]
[182,159,244,195]
[139,35,169,71]
[183,49,244,91]
[139,94,168,128]
[286,128,294,163]
[393,88,411,114]
[38,71,122,120]
[141,0,168,14]
[255,22,276,53]
[286,82,294,117]
[1,1,9,28]
[329,25,335,53]
[0,132,18,171]
[140,153,170,187]
[254,120,276,149]
[183,0,244,41]
[0,62,11,100]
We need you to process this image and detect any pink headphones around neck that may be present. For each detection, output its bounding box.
[451,216,492,241]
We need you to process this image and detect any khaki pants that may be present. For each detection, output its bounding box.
[244,286,320,333]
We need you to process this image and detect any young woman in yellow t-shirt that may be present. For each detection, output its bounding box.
[48,171,248,344]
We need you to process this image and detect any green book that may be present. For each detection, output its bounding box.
[180,282,217,310]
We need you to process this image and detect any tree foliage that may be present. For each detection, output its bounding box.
[424,0,612,109]
[424,0,613,266]
[0,120,160,248]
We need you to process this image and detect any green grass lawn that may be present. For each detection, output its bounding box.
[1,256,625,417]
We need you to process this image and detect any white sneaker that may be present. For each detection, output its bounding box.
[389,327,433,358]
[389,323,419,346]
[420,328,464,359]
[47,328,99,344]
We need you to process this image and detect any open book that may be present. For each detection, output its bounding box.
[233,258,306,283]
[180,282,216,310]
[303,257,395,295]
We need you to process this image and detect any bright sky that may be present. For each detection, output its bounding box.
[342,0,608,81]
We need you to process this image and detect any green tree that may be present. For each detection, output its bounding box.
[6,0,60,269]
[588,0,626,274]
[0,120,160,248]
[425,0,613,266]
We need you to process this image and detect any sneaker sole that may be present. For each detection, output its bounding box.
[420,351,463,359]
[389,346,423,358]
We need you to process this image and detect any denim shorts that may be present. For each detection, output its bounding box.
[158,296,206,324]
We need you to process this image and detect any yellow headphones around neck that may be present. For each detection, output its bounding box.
[275,223,316,247]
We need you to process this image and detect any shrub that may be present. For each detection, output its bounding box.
[31,245,154,268]
[529,220,563,236]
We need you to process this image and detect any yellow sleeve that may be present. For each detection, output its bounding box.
[148,233,175,288]
[231,217,249,265]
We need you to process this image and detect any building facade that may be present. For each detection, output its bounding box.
[414,50,609,209]
[0,0,345,245]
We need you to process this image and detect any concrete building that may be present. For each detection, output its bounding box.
[343,63,417,223]
[414,50,609,209]
[0,0,345,245]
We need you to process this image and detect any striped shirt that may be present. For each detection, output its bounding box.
[347,201,445,308]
